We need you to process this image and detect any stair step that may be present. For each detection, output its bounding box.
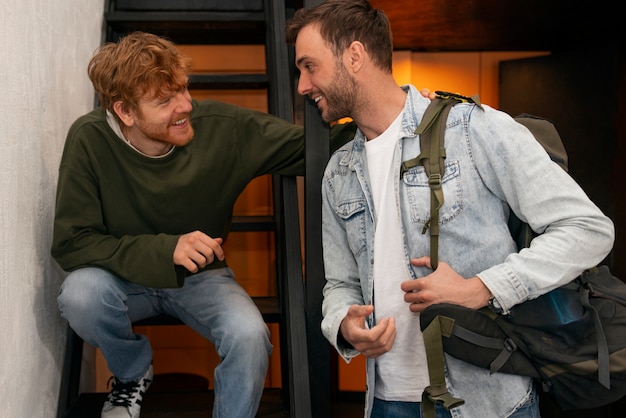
[105,11,266,45]
[63,388,285,418]
[62,388,364,418]
[115,0,264,12]
[231,215,275,232]
[106,11,264,23]
[190,73,268,90]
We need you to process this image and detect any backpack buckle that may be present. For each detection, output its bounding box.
[428,173,442,189]
[504,338,518,352]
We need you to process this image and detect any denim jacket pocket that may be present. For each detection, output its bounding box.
[402,159,464,225]
[335,198,368,257]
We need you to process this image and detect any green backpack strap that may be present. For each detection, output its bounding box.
[421,315,465,418]
[400,91,481,269]
[401,91,481,417]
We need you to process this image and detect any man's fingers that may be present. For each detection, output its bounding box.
[347,304,374,319]
[212,237,225,261]
[410,256,432,269]
[174,232,225,271]
[360,317,396,358]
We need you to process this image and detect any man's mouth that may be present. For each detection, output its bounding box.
[172,117,187,126]
[313,95,322,104]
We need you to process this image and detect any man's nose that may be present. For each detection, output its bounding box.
[297,73,311,97]
[176,90,192,112]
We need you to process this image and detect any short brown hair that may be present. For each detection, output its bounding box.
[285,0,393,73]
[87,31,192,114]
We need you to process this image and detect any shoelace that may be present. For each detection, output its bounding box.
[106,377,147,407]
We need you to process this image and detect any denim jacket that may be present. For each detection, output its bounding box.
[320,85,615,417]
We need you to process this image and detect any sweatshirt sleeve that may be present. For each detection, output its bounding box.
[232,104,356,178]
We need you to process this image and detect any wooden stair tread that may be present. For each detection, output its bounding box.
[231,215,275,232]
[190,73,269,90]
[63,388,285,418]
[104,10,266,45]
[115,0,264,11]
[62,388,364,418]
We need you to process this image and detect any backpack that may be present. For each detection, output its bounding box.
[411,91,626,416]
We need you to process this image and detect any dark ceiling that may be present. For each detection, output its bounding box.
[369,0,620,52]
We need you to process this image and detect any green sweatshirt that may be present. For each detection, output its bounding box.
[51,99,355,288]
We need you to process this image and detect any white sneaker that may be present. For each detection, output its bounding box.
[101,365,153,418]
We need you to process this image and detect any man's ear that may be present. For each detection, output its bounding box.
[112,101,134,127]
[346,41,365,73]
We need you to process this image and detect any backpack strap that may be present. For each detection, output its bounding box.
[421,315,465,417]
[577,268,611,389]
[400,91,481,269]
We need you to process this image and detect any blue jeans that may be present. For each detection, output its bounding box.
[371,385,540,418]
[371,399,452,418]
[57,267,272,418]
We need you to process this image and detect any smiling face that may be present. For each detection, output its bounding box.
[134,87,194,146]
[114,77,194,156]
[88,32,197,155]
[295,24,357,123]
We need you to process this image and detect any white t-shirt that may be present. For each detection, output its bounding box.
[365,112,430,401]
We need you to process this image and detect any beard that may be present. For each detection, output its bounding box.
[319,62,358,123]
[134,112,195,148]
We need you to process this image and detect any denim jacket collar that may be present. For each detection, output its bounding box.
[340,84,426,170]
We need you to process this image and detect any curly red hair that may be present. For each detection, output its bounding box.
[87,32,192,116]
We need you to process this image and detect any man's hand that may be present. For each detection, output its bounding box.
[401,256,492,312]
[420,88,436,100]
[173,231,225,273]
[339,304,396,358]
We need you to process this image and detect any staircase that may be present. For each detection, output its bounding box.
[56,0,314,417]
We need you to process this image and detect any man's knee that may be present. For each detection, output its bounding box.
[58,267,120,318]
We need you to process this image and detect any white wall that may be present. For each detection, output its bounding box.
[0,1,104,416]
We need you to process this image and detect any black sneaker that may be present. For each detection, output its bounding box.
[101,365,153,418]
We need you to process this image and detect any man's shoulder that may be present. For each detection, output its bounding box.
[68,107,107,135]
[192,98,249,118]
[73,106,105,121]
[459,102,526,136]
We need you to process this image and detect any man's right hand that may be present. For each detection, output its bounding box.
[339,304,396,358]
[173,231,225,273]
[420,88,436,100]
